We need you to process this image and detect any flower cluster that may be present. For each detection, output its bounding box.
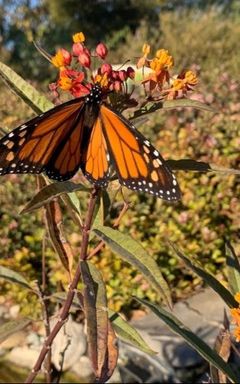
[50,32,135,99]
[137,43,198,99]
[49,32,198,103]
[230,292,240,342]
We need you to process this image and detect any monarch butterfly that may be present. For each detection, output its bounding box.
[0,84,180,201]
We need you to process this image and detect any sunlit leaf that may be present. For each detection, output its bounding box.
[93,225,172,308]
[0,266,32,290]
[0,61,53,114]
[226,242,240,296]
[131,98,214,120]
[21,181,88,214]
[136,297,238,384]
[109,310,156,355]
[0,319,31,344]
[167,159,240,175]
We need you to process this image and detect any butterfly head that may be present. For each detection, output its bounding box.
[85,84,103,105]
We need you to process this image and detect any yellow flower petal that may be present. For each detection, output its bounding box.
[72,32,85,43]
[52,51,65,68]
[184,70,198,85]
[142,43,150,56]
[155,49,174,69]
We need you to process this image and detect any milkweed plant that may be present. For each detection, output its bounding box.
[0,32,239,383]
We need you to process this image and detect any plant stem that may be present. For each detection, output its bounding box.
[88,200,129,259]
[25,187,99,383]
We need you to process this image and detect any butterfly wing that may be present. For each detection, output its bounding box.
[100,105,181,201]
[0,98,85,180]
[81,116,111,187]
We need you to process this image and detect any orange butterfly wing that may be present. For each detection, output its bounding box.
[0,98,85,180]
[82,117,110,187]
[99,105,181,201]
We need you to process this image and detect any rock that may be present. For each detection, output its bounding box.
[0,331,26,350]
[107,366,122,383]
[6,346,40,368]
[9,305,20,319]
[71,355,94,381]
[26,332,42,349]
[164,341,204,369]
[51,316,87,371]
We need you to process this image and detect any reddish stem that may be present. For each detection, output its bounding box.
[25,187,99,383]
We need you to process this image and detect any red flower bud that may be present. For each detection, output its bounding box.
[111,70,120,80]
[72,42,84,56]
[118,70,127,82]
[101,63,112,75]
[78,49,91,68]
[96,42,108,59]
[127,66,135,79]
[61,48,72,66]
[112,80,122,92]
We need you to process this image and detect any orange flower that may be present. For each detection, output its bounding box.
[94,73,109,88]
[233,327,240,342]
[230,308,240,326]
[166,70,198,99]
[72,32,85,43]
[58,74,73,91]
[58,69,85,94]
[235,292,240,304]
[52,49,71,68]
[155,49,173,70]
[183,70,198,87]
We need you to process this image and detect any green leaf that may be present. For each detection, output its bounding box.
[167,159,240,175]
[21,181,89,214]
[170,242,238,308]
[130,98,214,120]
[93,225,172,308]
[109,309,156,355]
[0,61,53,114]
[0,318,31,344]
[135,297,238,384]
[162,98,215,112]
[0,266,32,290]
[226,242,240,296]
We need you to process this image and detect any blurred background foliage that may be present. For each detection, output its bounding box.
[0,0,239,314]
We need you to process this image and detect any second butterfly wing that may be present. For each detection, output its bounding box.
[97,105,181,201]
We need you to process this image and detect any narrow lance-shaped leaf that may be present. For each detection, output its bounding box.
[109,310,156,355]
[45,199,73,273]
[93,225,172,308]
[0,318,31,344]
[0,266,32,290]
[0,61,53,114]
[81,261,118,382]
[170,242,238,308]
[130,98,214,120]
[135,297,238,384]
[21,181,89,214]
[167,159,240,175]
[225,242,240,296]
